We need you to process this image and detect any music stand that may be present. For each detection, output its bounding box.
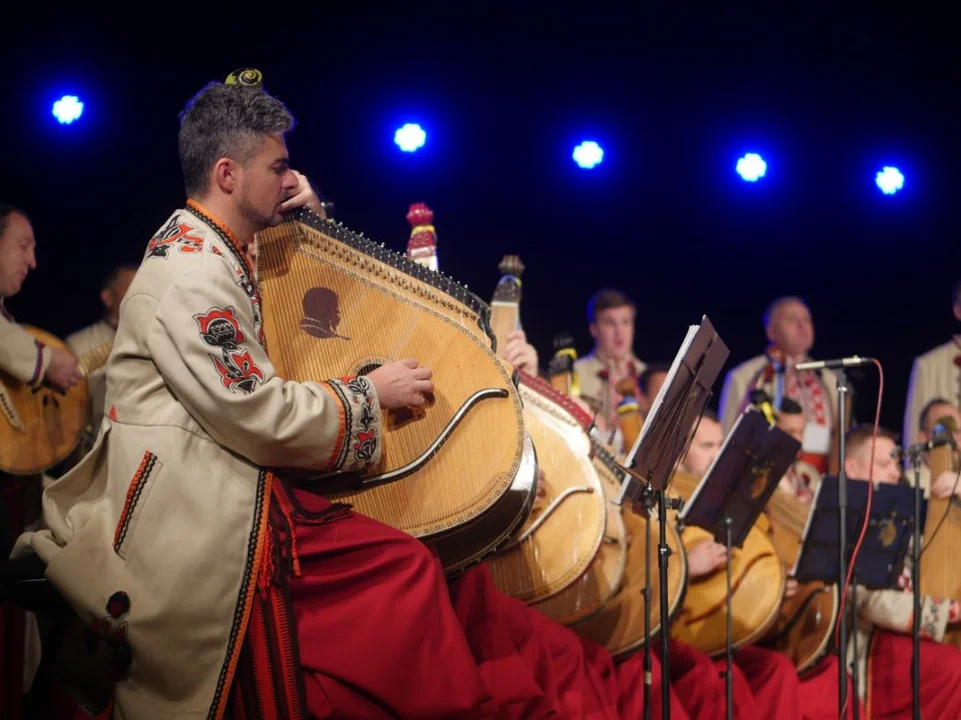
[679,409,802,720]
[794,474,920,719]
[616,315,730,720]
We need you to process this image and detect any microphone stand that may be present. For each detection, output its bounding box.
[906,446,924,720]
[832,367,850,719]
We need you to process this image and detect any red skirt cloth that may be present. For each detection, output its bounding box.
[281,485,494,718]
[867,630,961,719]
[729,645,802,719]
[795,655,862,719]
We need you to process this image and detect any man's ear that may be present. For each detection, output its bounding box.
[100,288,112,311]
[213,158,238,194]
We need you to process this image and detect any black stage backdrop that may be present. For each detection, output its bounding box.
[1,5,958,434]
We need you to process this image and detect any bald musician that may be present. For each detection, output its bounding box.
[719,296,838,474]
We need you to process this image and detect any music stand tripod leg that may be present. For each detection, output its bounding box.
[658,488,674,720]
[724,515,734,720]
[642,483,654,720]
[833,367,850,718]
[909,450,923,720]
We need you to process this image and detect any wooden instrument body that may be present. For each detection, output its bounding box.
[487,378,608,608]
[483,255,609,610]
[762,476,838,673]
[0,326,89,475]
[920,438,961,649]
[572,441,687,655]
[668,470,785,657]
[765,512,838,672]
[257,214,534,572]
[528,442,628,625]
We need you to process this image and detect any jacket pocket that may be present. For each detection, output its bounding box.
[113,450,162,559]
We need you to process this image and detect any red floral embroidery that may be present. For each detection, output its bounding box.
[195,307,246,349]
[146,217,204,259]
[211,350,265,394]
[194,307,264,395]
[953,355,961,368]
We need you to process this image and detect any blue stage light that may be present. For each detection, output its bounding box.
[736,153,766,182]
[394,123,426,152]
[52,95,84,125]
[875,166,904,195]
[573,141,604,169]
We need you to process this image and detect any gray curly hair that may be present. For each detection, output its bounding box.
[178,82,295,197]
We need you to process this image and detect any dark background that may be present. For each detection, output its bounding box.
[1,5,958,433]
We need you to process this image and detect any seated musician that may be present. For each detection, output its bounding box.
[65,264,138,444]
[637,362,669,418]
[903,279,961,444]
[9,76,698,720]
[0,203,84,716]
[573,287,646,445]
[673,410,804,718]
[775,397,822,502]
[909,397,961,495]
[718,296,837,474]
[11,77,548,719]
[843,424,961,717]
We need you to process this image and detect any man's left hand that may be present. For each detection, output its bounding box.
[502,329,539,375]
[279,170,325,216]
[931,470,961,499]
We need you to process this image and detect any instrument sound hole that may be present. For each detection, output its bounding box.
[357,362,383,376]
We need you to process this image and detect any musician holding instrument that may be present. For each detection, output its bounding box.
[64,264,137,444]
[719,296,838,474]
[841,425,961,717]
[574,287,646,441]
[903,279,961,445]
[0,203,85,718]
[9,76,525,719]
[671,411,806,719]
[908,398,961,494]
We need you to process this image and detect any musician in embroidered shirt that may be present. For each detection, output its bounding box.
[903,279,961,445]
[64,265,138,443]
[0,204,81,393]
[718,296,838,474]
[669,410,807,718]
[843,424,961,717]
[0,202,83,718]
[573,287,646,439]
[11,78,506,719]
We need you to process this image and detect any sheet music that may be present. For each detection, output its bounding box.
[624,322,700,469]
[677,409,749,521]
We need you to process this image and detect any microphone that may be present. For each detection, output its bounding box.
[890,435,953,457]
[749,389,777,426]
[794,356,874,371]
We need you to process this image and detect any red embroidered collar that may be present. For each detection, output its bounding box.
[185,199,254,280]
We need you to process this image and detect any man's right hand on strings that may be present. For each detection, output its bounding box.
[368,359,433,409]
[44,347,83,391]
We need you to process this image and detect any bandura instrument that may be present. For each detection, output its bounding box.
[573,438,687,656]
[919,416,961,649]
[763,472,839,674]
[669,470,786,657]
[0,327,110,475]
[256,208,537,573]
[481,254,610,612]
[546,345,685,651]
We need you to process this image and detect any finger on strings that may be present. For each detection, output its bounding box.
[412,367,432,380]
[402,358,419,369]
[415,380,434,394]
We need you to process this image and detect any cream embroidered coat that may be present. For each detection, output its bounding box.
[903,339,960,445]
[0,301,52,386]
[13,205,382,719]
[66,318,116,440]
[718,353,838,456]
